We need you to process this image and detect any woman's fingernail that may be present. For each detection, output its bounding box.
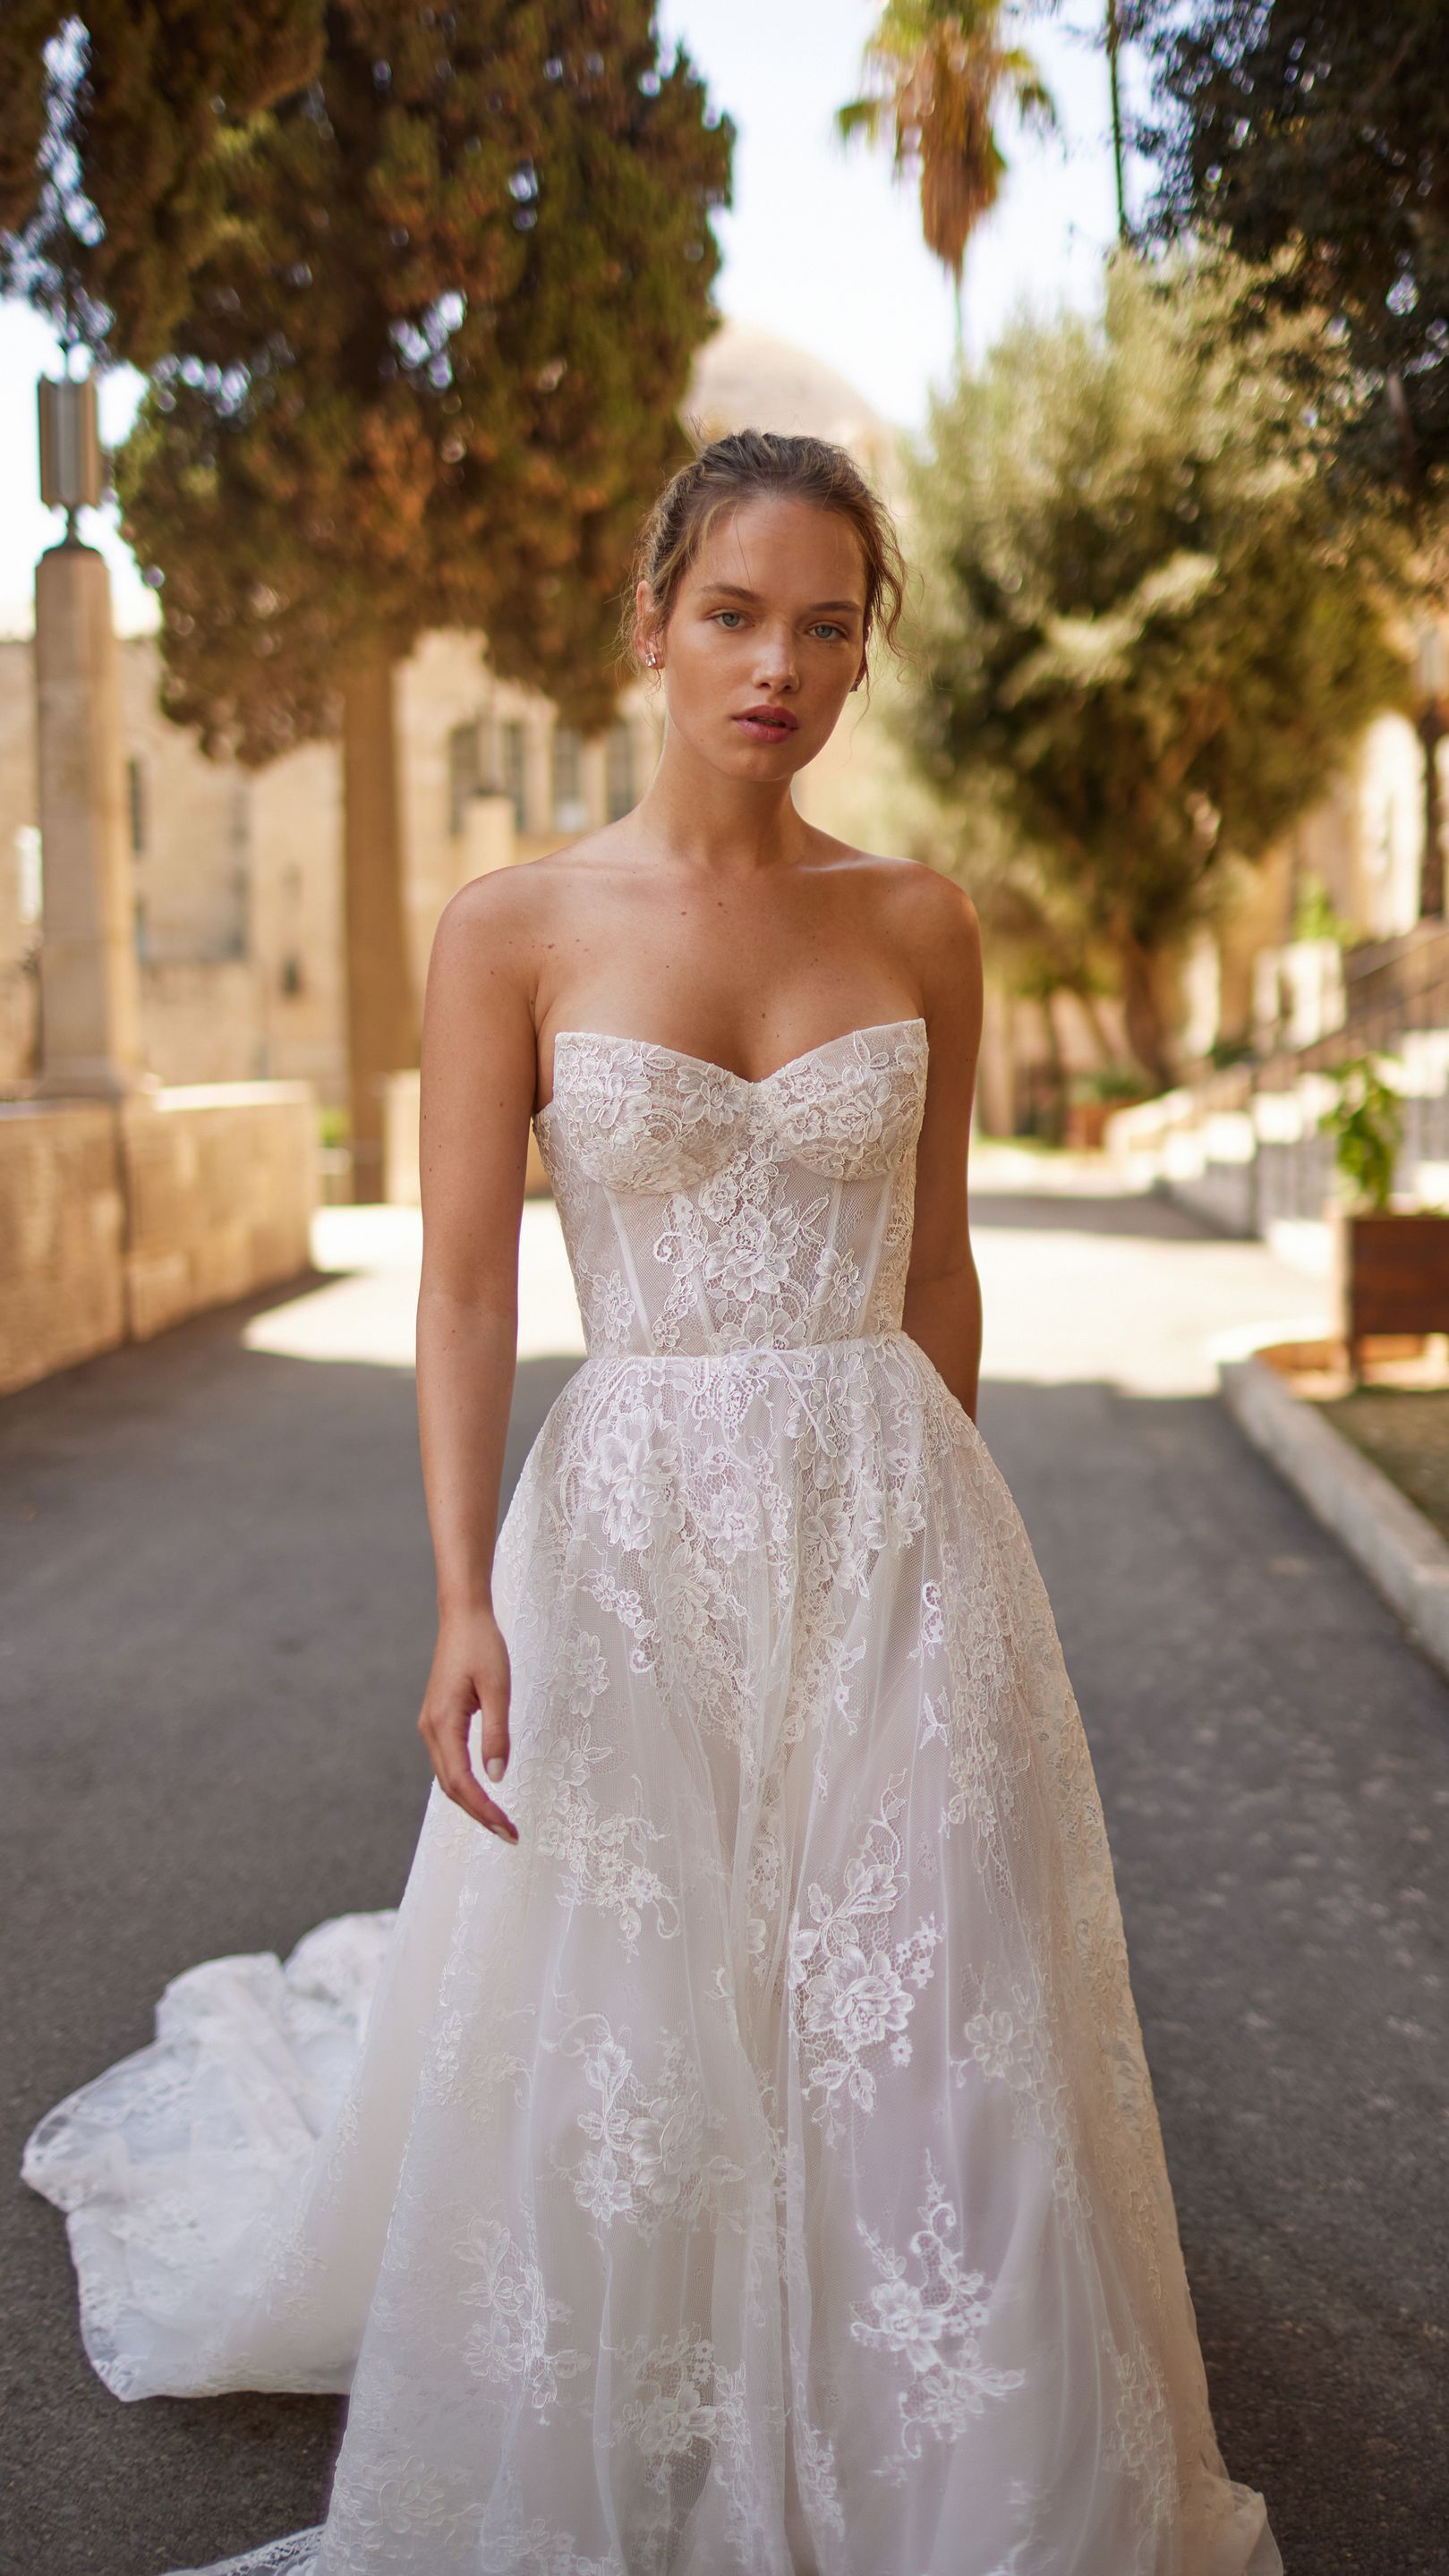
[485,1756,505,1781]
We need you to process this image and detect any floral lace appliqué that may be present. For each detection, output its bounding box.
[787,1771,942,2140]
[849,2150,1027,2481]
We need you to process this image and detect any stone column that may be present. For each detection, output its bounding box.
[34,536,144,1096]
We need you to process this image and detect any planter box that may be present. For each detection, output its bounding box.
[1334,1207,1449,1377]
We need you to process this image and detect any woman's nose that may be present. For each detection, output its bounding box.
[753,625,798,689]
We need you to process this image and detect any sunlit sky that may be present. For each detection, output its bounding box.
[0,1,1147,636]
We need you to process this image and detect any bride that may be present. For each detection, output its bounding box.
[23,429,1283,2575]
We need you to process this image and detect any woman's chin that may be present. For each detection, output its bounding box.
[717,727,811,776]
[661,715,817,785]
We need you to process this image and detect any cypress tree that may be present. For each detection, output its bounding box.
[0,3,324,360]
[4,5,731,1191]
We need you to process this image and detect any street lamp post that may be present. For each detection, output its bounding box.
[1416,624,1446,923]
[33,370,145,1097]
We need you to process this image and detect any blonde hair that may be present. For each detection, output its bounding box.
[623,428,907,677]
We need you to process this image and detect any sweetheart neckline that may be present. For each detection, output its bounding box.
[533,1016,928,1125]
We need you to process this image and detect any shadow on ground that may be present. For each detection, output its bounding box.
[970,1183,1223,1239]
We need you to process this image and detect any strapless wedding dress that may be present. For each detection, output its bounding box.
[22,1017,1283,2575]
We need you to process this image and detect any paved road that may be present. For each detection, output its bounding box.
[2,1166,1445,2574]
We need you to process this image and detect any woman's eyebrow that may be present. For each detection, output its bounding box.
[697,581,863,615]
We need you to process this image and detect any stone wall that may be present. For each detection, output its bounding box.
[0,1101,126,1391]
[136,957,264,1086]
[0,1082,317,1396]
[120,1084,318,1342]
[382,1067,550,1205]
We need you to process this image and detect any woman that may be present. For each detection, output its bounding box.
[24,430,1283,2575]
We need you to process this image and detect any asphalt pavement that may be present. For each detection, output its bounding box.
[2,1161,1445,2575]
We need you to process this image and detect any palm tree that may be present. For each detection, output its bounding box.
[838,0,1056,345]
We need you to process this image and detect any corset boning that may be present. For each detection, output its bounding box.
[530,1020,930,1360]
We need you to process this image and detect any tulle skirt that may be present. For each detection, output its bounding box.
[24,1332,1282,2575]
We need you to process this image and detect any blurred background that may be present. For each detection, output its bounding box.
[3,8,1448,2572]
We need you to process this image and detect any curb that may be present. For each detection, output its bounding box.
[1219,1351,1449,1687]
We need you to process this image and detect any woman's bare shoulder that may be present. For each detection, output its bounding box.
[819,840,981,975]
[437,846,584,937]
[429,846,597,999]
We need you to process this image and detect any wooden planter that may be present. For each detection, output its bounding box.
[1334,1207,1449,1378]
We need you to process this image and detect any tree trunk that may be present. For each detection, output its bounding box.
[1040,990,1068,1145]
[1072,984,1119,1069]
[1112,927,1179,1092]
[340,645,419,1203]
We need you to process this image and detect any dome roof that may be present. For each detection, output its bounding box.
[684,322,899,487]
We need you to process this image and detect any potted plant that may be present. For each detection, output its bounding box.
[1318,1052,1449,1379]
[1065,1065,1154,1152]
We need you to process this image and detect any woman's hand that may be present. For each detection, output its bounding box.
[417,1608,519,1842]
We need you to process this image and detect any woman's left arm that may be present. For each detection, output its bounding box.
[901,877,984,1422]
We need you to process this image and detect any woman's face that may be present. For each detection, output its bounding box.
[639,495,869,785]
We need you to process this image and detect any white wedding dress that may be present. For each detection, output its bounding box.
[23,1017,1283,2576]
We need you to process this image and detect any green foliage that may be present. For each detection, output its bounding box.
[908,766,1124,1033]
[0,4,56,254]
[1319,1052,1406,1211]
[0,3,324,365]
[1136,0,1449,524]
[901,247,1411,1081]
[1291,870,1365,950]
[1069,1063,1147,1102]
[111,3,732,748]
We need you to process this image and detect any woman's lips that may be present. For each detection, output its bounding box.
[732,709,799,743]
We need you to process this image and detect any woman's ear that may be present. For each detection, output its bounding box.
[635,578,661,673]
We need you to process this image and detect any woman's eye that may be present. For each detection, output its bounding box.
[714,609,744,628]
[810,622,846,642]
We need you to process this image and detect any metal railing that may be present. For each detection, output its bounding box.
[1108,922,1449,1236]
[1251,922,1449,1228]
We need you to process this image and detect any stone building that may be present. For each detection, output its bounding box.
[0,626,663,1103]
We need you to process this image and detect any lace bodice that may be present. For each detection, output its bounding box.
[531,1016,929,1357]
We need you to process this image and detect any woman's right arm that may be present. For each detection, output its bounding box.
[413,876,541,1843]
